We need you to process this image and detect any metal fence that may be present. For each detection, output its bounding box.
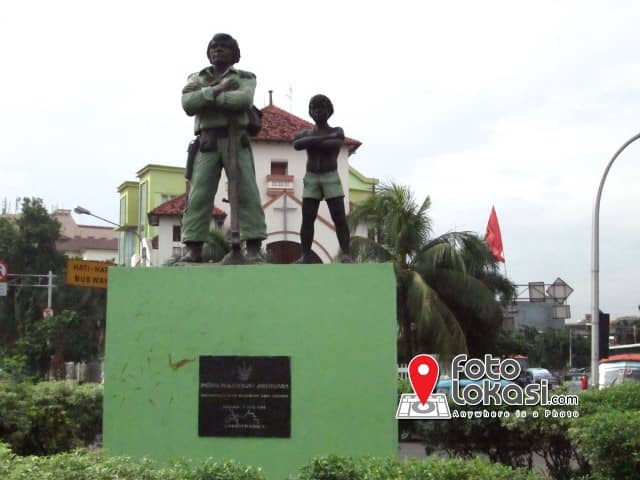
[62,361,103,383]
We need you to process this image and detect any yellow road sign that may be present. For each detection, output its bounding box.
[66,259,115,289]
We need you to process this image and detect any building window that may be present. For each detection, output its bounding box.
[160,193,175,204]
[139,182,147,235]
[271,161,288,175]
[173,225,181,242]
[118,232,126,265]
[120,197,126,225]
[119,231,137,266]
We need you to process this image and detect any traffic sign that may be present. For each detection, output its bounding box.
[547,278,574,303]
[0,282,7,297]
[43,307,55,319]
[0,260,8,281]
[66,259,115,289]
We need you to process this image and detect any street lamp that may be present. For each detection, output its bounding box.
[591,132,640,388]
[73,206,121,228]
[74,206,150,266]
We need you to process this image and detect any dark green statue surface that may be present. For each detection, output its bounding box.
[180,33,266,264]
[293,95,352,263]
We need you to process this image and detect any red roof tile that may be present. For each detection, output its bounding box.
[148,193,226,226]
[255,104,362,154]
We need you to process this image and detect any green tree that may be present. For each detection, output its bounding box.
[0,198,66,344]
[494,327,590,370]
[0,198,104,377]
[349,183,514,360]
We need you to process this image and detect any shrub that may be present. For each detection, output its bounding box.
[0,450,266,480]
[0,381,102,455]
[297,455,543,480]
[570,410,640,480]
[181,458,266,480]
[417,382,640,478]
[0,441,14,478]
[299,455,360,480]
[576,380,640,416]
[417,403,534,469]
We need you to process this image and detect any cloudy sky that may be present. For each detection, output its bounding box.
[1,1,638,321]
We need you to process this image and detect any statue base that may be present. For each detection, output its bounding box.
[103,264,397,480]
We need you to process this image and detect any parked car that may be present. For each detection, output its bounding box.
[526,368,560,388]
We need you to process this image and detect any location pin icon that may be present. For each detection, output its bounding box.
[408,354,439,405]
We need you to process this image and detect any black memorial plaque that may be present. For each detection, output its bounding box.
[198,356,291,437]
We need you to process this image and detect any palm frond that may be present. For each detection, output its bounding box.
[350,182,433,261]
[405,271,468,355]
[350,236,394,263]
[427,268,503,323]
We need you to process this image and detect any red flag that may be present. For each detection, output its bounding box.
[485,206,505,262]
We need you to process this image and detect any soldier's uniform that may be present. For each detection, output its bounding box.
[181,66,266,243]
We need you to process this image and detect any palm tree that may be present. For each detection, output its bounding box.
[349,183,514,361]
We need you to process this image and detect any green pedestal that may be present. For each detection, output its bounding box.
[104,264,397,479]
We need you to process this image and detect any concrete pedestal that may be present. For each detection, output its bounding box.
[103,264,396,479]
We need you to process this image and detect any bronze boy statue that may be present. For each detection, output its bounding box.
[180,33,266,263]
[293,95,352,263]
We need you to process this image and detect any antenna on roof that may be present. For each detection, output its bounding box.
[286,85,292,111]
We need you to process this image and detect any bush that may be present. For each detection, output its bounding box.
[0,381,102,455]
[570,410,640,480]
[417,403,534,469]
[503,400,589,479]
[0,450,265,480]
[0,441,13,478]
[298,455,543,480]
[417,382,640,479]
[577,380,640,416]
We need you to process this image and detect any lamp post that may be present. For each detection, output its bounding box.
[74,206,149,266]
[73,206,120,228]
[591,132,640,388]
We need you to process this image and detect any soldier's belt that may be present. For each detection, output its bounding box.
[198,127,228,152]
[198,127,250,152]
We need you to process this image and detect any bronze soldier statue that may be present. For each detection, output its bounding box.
[180,33,266,263]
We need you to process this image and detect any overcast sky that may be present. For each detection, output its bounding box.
[1,1,638,321]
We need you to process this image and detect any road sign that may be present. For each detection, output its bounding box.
[547,278,574,303]
[43,307,54,319]
[0,260,8,281]
[66,259,115,289]
[0,282,7,296]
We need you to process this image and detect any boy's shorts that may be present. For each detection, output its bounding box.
[303,171,344,200]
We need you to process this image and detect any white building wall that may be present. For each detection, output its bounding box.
[210,141,351,219]
[158,220,178,264]
[157,217,221,265]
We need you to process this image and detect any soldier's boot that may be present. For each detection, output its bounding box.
[179,241,203,263]
[294,252,314,264]
[245,239,265,264]
[219,243,246,265]
[340,253,354,263]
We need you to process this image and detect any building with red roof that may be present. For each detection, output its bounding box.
[117,101,376,265]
